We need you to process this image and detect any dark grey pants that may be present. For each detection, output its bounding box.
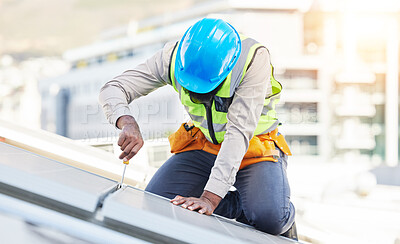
[145,149,295,235]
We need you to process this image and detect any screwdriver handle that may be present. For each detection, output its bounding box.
[123,160,129,165]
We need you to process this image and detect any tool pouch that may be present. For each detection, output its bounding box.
[244,136,280,159]
[168,123,292,170]
[168,123,205,153]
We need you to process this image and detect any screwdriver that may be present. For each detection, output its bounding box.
[118,160,129,189]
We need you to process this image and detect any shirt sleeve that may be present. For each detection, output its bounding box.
[98,42,176,127]
[204,47,272,198]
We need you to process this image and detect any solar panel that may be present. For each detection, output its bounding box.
[102,186,295,244]
[0,142,116,213]
[0,141,297,243]
[0,204,89,244]
[0,193,148,244]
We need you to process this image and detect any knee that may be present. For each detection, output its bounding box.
[251,209,290,235]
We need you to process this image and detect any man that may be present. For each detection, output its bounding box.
[99,18,296,238]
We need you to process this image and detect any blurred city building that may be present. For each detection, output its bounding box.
[0,55,68,130]
[39,0,399,167]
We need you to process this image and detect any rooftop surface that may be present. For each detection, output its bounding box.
[0,142,296,243]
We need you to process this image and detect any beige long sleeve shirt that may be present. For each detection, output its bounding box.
[99,41,272,198]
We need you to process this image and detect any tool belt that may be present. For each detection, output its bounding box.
[168,122,292,170]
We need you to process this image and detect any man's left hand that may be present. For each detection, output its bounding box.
[170,190,222,215]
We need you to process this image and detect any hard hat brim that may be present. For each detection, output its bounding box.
[175,68,225,94]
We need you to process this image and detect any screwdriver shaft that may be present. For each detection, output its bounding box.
[119,164,127,186]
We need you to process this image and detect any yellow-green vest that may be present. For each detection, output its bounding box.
[169,35,282,144]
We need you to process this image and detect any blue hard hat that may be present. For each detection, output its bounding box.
[175,18,241,94]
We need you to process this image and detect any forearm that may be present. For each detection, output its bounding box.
[203,83,265,198]
[204,130,249,198]
[99,42,175,127]
[99,85,133,127]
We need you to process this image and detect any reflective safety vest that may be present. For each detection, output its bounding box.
[169,35,282,144]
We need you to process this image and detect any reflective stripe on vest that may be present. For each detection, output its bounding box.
[169,35,282,144]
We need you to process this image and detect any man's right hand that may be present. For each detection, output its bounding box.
[116,115,144,161]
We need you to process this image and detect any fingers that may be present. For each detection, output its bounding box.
[188,203,201,211]
[127,143,143,160]
[171,197,193,207]
[120,142,134,157]
[117,134,126,147]
[170,197,213,215]
[119,151,127,160]
[119,143,135,160]
[119,150,136,161]
[199,207,211,215]
[181,200,194,209]
[171,196,186,205]
[120,141,143,161]
[189,202,211,215]
[118,124,143,160]
[171,195,183,201]
[120,139,130,152]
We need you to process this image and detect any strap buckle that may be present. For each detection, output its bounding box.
[184,123,195,131]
